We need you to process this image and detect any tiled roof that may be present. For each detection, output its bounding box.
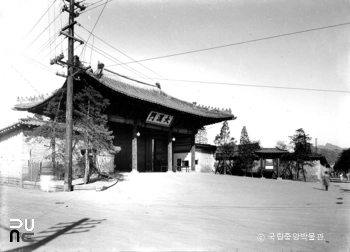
[13,71,236,121]
[195,143,217,150]
[255,148,290,154]
[13,92,58,111]
[0,118,44,136]
[86,72,235,119]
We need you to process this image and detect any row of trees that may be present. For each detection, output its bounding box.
[211,121,260,176]
[208,120,321,181]
[333,148,350,174]
[26,84,119,184]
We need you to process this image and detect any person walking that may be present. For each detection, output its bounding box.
[323,171,331,191]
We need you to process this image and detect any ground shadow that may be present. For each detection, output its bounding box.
[340,188,350,193]
[5,218,106,252]
[312,187,326,191]
[110,172,126,182]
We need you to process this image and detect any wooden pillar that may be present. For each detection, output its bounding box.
[132,124,138,172]
[145,137,151,172]
[276,158,280,178]
[191,135,195,172]
[260,158,264,177]
[167,131,173,172]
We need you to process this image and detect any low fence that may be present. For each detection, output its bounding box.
[0,176,21,186]
[22,161,42,182]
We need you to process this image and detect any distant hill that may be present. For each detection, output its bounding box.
[318,143,343,151]
[315,143,344,166]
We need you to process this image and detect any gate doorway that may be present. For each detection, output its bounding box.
[153,139,167,172]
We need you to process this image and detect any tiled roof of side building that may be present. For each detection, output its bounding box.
[13,71,236,121]
[255,148,290,154]
[195,143,217,150]
[0,118,45,136]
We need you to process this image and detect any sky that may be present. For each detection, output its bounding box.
[0,0,349,148]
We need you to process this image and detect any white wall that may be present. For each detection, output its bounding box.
[173,153,192,172]
[195,149,216,173]
[174,150,215,173]
[0,129,23,182]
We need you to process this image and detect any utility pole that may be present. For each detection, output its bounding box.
[64,0,75,192]
[51,0,86,191]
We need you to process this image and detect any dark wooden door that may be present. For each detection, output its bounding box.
[154,139,167,172]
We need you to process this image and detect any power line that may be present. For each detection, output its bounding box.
[80,0,108,60]
[36,31,61,57]
[10,65,40,94]
[18,53,57,74]
[78,24,175,86]
[25,10,63,52]
[77,34,154,80]
[104,68,157,88]
[81,0,113,14]
[117,77,350,94]
[48,0,52,58]
[40,36,67,62]
[22,0,57,42]
[54,0,57,56]
[107,21,350,67]
[84,0,104,8]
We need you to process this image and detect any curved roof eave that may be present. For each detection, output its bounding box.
[12,88,63,112]
[84,72,236,120]
[12,71,236,121]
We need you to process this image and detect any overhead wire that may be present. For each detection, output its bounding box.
[88,46,154,80]
[40,36,67,62]
[84,0,104,8]
[81,0,113,14]
[22,0,57,42]
[36,30,61,57]
[24,9,63,53]
[107,21,350,67]
[10,65,40,94]
[75,33,154,80]
[47,0,52,58]
[60,1,64,52]
[79,24,177,86]
[90,35,95,65]
[125,77,350,94]
[18,53,57,74]
[80,0,108,61]
[54,0,57,56]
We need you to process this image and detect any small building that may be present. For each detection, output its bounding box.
[0,118,50,186]
[254,147,329,181]
[0,117,117,187]
[174,143,217,173]
[254,148,290,178]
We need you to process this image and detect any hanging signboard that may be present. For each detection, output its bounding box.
[146,111,174,127]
